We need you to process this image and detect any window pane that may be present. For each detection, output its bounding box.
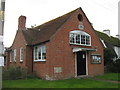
[86,36,90,45]
[70,33,75,43]
[14,49,16,62]
[76,34,80,44]
[34,47,38,60]
[20,48,23,61]
[81,35,85,44]
[38,48,41,59]
[42,46,46,60]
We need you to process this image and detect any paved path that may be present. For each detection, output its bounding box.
[77,75,120,84]
[86,77,120,84]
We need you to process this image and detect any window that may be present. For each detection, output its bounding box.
[78,14,83,22]
[81,35,85,44]
[20,48,23,62]
[34,45,46,61]
[10,52,12,62]
[70,30,91,46]
[34,47,38,60]
[91,54,102,64]
[14,49,17,62]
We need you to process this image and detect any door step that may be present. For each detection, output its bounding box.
[76,75,93,79]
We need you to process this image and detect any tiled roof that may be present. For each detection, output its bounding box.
[95,30,120,57]
[95,30,120,47]
[22,8,78,45]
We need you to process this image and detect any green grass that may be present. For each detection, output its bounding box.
[3,78,119,88]
[95,73,120,81]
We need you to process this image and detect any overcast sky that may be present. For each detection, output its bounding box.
[3,0,119,47]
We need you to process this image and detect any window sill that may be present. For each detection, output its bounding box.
[70,43,91,46]
[34,60,46,62]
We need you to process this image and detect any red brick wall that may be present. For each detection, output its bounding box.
[33,43,50,79]
[5,9,104,80]
[25,46,33,73]
[6,30,28,69]
[42,9,104,80]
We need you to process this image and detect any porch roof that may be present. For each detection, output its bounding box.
[73,47,96,52]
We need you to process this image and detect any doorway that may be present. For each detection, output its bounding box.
[76,51,86,76]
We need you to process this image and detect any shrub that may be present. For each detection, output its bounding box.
[21,67,28,79]
[2,68,9,80]
[105,59,120,73]
[2,65,28,80]
[104,48,116,65]
[27,72,38,79]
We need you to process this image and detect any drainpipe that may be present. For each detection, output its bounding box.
[0,0,5,89]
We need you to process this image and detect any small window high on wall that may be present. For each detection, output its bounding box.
[70,30,91,46]
[78,14,83,22]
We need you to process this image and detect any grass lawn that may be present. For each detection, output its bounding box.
[95,73,120,81]
[3,78,119,88]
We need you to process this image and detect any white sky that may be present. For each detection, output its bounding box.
[3,0,119,47]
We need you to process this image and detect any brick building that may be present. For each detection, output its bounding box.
[5,7,104,80]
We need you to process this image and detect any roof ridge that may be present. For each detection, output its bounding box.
[35,8,78,29]
[21,8,79,45]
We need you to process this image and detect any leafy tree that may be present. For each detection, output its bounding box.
[104,48,116,65]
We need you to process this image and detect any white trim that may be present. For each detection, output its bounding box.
[75,53,77,77]
[34,59,46,62]
[86,51,88,75]
[100,39,107,48]
[33,45,46,61]
[13,49,16,62]
[69,32,91,46]
[20,47,23,62]
[73,47,96,52]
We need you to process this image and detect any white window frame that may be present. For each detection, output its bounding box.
[69,30,91,46]
[14,49,17,62]
[33,45,46,62]
[20,47,23,62]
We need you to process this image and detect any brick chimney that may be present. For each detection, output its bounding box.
[103,29,110,37]
[18,15,26,30]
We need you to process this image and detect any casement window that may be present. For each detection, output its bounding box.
[70,30,91,46]
[10,52,12,62]
[20,48,23,62]
[91,54,102,64]
[34,45,46,61]
[14,49,17,62]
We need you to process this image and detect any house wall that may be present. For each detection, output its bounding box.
[113,46,120,59]
[33,43,49,79]
[5,9,104,80]
[25,46,33,73]
[5,30,30,71]
[44,9,104,80]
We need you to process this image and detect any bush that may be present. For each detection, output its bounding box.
[105,59,120,73]
[104,48,116,65]
[2,68,9,80]
[2,65,28,80]
[27,72,38,79]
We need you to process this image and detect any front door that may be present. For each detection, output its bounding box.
[77,51,86,76]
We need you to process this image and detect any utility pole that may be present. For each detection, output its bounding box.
[118,2,120,61]
[0,0,5,89]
